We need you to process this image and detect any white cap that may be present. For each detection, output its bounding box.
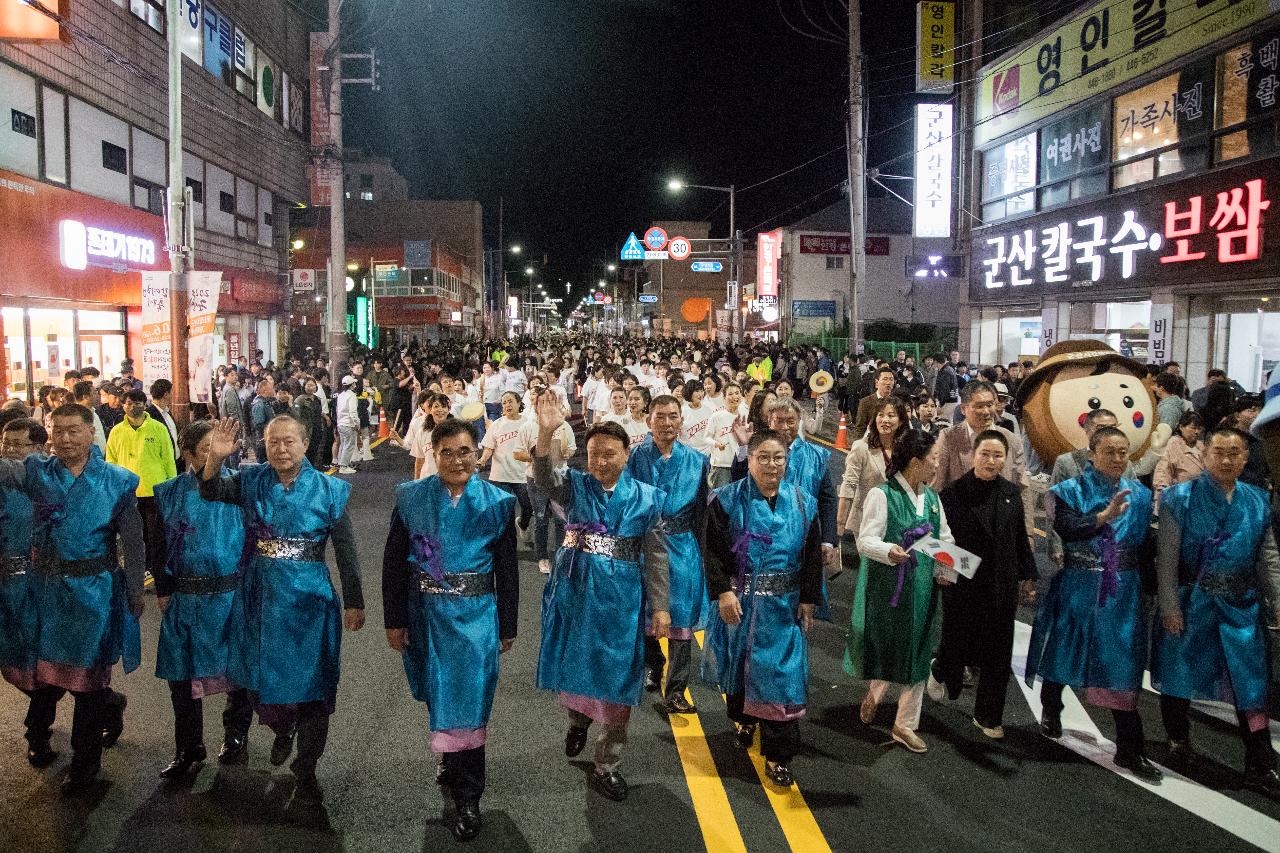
[341,375,357,386]
[993,382,1011,398]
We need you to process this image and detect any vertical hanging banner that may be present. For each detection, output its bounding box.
[141,272,172,390]
[913,103,954,238]
[916,1,954,94]
[187,272,222,404]
[756,229,783,301]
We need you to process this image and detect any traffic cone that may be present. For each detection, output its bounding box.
[835,414,849,450]
[378,406,390,440]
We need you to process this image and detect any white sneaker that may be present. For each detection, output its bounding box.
[337,466,357,474]
[538,559,551,575]
[926,673,946,702]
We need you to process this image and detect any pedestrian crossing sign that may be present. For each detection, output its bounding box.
[621,232,645,261]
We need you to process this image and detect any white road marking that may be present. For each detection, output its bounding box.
[1011,621,1280,853]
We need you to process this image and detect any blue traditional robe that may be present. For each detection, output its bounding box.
[395,475,514,747]
[153,470,246,691]
[0,476,36,679]
[1152,474,1275,711]
[703,477,815,719]
[1025,466,1152,698]
[537,468,665,717]
[625,437,709,635]
[219,461,352,706]
[786,436,833,617]
[2,448,141,691]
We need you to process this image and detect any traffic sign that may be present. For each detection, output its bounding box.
[643,227,668,252]
[638,294,658,303]
[690,260,723,273]
[594,290,605,301]
[603,295,613,304]
[621,232,644,261]
[644,250,669,260]
[668,236,691,261]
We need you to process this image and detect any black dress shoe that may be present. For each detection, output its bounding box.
[665,694,697,715]
[733,722,757,750]
[435,758,450,786]
[27,743,59,769]
[102,693,127,749]
[1039,716,1063,739]
[1115,752,1163,783]
[644,666,661,693]
[160,745,207,779]
[450,801,483,842]
[590,768,628,801]
[765,761,794,787]
[1166,739,1196,769]
[565,726,589,758]
[293,772,324,804]
[270,726,297,767]
[218,735,248,765]
[60,762,100,796]
[1242,766,1280,797]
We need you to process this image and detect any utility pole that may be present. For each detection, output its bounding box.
[325,0,348,384]
[166,0,191,424]
[846,0,867,352]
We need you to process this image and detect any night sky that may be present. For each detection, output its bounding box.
[341,0,918,307]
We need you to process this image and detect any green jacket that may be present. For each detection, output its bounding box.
[106,413,178,497]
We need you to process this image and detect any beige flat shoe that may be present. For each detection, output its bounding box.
[892,726,928,753]
[859,694,877,725]
[973,719,1005,740]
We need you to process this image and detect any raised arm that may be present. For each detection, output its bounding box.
[198,418,244,504]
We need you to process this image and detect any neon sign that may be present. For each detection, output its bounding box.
[59,219,158,271]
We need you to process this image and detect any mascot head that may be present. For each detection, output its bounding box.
[1016,340,1155,463]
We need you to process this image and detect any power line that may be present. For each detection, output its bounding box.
[739,142,848,193]
[745,180,848,233]
[776,0,844,46]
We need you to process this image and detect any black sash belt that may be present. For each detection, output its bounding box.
[172,574,240,595]
[415,571,495,597]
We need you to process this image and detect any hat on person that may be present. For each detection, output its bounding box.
[993,382,1012,399]
[341,375,357,386]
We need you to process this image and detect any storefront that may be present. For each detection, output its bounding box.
[0,166,289,398]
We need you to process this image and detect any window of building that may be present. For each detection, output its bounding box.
[825,256,845,270]
[219,190,235,214]
[101,140,128,174]
[1112,59,1212,190]
[359,173,373,189]
[980,131,1036,222]
[1215,29,1280,164]
[360,191,374,201]
[129,0,165,33]
[132,178,165,216]
[10,109,35,139]
[233,29,256,101]
[185,177,204,204]
[1038,102,1108,211]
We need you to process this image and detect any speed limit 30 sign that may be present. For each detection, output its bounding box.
[668,236,691,261]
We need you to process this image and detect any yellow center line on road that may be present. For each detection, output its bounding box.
[658,636,748,853]
[686,633,834,853]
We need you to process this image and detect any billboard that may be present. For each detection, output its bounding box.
[913,103,953,238]
[756,229,783,299]
[916,2,955,93]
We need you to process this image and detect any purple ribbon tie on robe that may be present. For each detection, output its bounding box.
[730,531,774,594]
[564,522,608,577]
[1195,527,1231,584]
[247,518,278,543]
[34,501,64,527]
[410,533,448,585]
[890,522,934,609]
[1096,526,1121,606]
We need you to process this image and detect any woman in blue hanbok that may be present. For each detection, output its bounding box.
[702,429,822,787]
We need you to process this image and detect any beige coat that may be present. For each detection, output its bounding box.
[839,438,890,535]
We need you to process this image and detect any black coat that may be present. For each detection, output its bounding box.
[937,472,1038,666]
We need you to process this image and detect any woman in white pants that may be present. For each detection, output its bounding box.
[335,375,361,473]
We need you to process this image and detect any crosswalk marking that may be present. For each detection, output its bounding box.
[1011,621,1280,852]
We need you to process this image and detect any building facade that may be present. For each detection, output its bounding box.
[962,0,1280,391]
[0,0,308,399]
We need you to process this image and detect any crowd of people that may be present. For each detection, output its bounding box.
[0,332,1277,844]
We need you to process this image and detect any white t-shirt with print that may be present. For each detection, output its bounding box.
[482,415,529,483]
[681,402,714,455]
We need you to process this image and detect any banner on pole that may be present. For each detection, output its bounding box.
[141,271,172,391]
[187,272,222,404]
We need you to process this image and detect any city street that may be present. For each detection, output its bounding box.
[1,433,1278,853]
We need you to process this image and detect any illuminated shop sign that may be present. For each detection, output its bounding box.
[58,219,158,271]
[969,159,1279,301]
[914,103,953,238]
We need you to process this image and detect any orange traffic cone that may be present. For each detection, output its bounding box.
[835,413,848,450]
[378,406,390,440]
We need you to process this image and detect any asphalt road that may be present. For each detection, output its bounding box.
[1,426,1279,853]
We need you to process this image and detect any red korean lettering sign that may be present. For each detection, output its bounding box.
[1160,178,1271,265]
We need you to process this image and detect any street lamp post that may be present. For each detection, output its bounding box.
[668,179,738,343]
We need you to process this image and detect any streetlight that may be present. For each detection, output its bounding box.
[291,238,306,250]
[668,175,738,340]
[525,266,535,276]
[510,245,522,255]
[607,263,617,272]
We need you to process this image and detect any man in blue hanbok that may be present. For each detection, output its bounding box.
[531,392,670,803]
[1152,426,1280,795]
[201,415,365,805]
[152,420,252,780]
[383,417,520,841]
[703,429,822,788]
[626,394,709,713]
[1025,426,1162,783]
[0,404,144,794]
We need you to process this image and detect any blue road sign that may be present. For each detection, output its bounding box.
[690,261,724,273]
[638,294,658,303]
[621,233,644,261]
